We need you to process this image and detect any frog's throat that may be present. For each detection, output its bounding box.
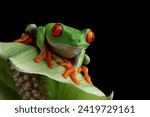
[47,39,84,59]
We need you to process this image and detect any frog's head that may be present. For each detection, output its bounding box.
[45,23,95,48]
[45,23,95,58]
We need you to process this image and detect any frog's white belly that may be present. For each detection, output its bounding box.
[47,39,83,59]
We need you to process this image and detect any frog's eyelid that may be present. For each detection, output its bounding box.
[86,30,95,43]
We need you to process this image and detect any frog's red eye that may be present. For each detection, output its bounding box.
[86,30,95,43]
[52,23,63,37]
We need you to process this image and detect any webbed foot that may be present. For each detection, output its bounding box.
[14,34,33,44]
[57,58,80,85]
[34,47,58,68]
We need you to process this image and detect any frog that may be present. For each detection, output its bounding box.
[15,23,95,85]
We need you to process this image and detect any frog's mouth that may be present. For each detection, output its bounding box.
[47,39,84,59]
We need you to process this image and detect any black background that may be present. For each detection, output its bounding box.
[0,2,148,100]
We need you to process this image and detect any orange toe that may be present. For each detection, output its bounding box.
[79,65,92,84]
[34,47,54,69]
[34,57,41,63]
[70,73,80,85]
[57,59,80,85]
[14,34,33,44]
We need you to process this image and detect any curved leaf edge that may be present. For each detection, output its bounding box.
[0,42,113,100]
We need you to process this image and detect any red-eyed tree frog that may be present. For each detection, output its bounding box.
[15,23,95,85]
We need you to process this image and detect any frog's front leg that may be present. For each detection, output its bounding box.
[34,47,57,68]
[57,57,80,85]
[57,50,85,85]
[15,24,37,44]
[78,54,92,84]
[57,50,92,85]
[34,26,57,68]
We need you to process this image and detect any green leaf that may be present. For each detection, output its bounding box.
[0,42,113,100]
[0,42,29,61]
[43,76,113,100]
[0,58,21,99]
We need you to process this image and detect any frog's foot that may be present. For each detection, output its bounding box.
[57,58,80,85]
[78,65,92,84]
[14,34,33,44]
[34,47,58,68]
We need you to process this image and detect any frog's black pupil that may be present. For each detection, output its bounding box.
[53,26,56,32]
[92,34,94,40]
